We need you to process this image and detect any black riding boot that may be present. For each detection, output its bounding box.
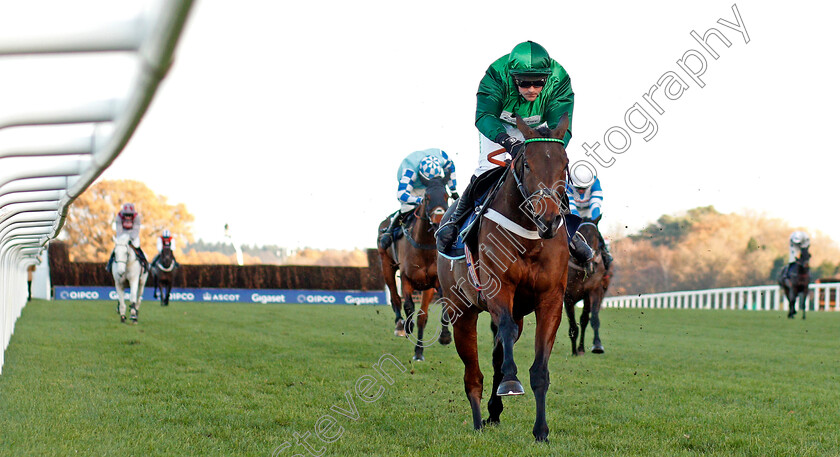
[569,231,595,271]
[134,247,149,273]
[436,185,475,253]
[597,230,613,270]
[106,251,115,273]
[379,212,404,250]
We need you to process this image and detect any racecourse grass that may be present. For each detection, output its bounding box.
[1,300,839,457]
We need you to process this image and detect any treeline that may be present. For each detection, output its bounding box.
[608,206,840,296]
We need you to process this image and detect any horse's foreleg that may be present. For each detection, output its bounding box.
[412,288,436,361]
[589,292,605,353]
[437,285,452,345]
[563,300,579,356]
[453,308,484,430]
[800,291,807,320]
[382,259,404,336]
[402,278,416,336]
[578,299,591,355]
[493,306,524,397]
[530,302,564,443]
[115,280,127,319]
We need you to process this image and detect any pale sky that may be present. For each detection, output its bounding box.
[94,0,840,250]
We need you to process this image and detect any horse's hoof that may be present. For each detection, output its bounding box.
[577,347,586,356]
[535,436,549,444]
[120,315,126,323]
[591,343,605,354]
[481,418,500,427]
[496,380,525,396]
[438,332,452,346]
[412,354,425,362]
[394,329,406,337]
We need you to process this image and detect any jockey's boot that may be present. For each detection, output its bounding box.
[597,230,613,270]
[436,185,475,253]
[378,212,404,250]
[106,251,115,273]
[134,247,149,273]
[569,231,595,273]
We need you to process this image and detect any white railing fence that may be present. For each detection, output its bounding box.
[603,283,840,312]
[0,0,194,374]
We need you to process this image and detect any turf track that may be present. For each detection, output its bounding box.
[1,299,838,456]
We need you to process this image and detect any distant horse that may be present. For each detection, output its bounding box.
[564,218,610,355]
[437,115,571,442]
[377,177,452,361]
[112,234,149,323]
[152,245,177,306]
[779,248,810,319]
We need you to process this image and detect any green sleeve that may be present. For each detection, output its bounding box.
[543,72,574,146]
[475,57,510,141]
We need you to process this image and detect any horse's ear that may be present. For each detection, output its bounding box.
[552,113,569,140]
[515,115,538,139]
[594,214,602,225]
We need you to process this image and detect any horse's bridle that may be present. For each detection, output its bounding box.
[511,137,570,222]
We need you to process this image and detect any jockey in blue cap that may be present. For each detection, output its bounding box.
[567,167,613,270]
[379,149,457,250]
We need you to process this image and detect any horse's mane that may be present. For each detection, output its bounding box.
[535,126,552,137]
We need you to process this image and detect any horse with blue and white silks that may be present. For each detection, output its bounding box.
[112,233,149,323]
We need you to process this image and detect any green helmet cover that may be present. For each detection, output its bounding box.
[507,41,552,77]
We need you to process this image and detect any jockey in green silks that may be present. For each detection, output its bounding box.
[435,40,594,267]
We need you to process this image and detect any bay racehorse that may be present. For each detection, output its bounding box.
[112,233,149,323]
[779,248,810,319]
[377,176,452,361]
[437,115,571,442]
[563,217,609,355]
[152,245,177,306]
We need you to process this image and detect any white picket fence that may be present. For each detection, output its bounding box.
[603,283,840,312]
[0,0,194,374]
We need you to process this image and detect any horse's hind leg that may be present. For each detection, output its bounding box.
[453,308,484,430]
[563,300,579,356]
[412,288,435,361]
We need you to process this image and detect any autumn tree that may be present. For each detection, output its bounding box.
[61,180,195,262]
[609,207,840,295]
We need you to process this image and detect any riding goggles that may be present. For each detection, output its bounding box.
[515,78,546,88]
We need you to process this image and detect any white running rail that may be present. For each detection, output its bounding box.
[0,0,194,374]
[603,283,840,312]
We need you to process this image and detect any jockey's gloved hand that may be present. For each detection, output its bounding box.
[495,133,524,160]
[450,192,460,201]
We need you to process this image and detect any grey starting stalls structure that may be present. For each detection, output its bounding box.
[0,0,194,374]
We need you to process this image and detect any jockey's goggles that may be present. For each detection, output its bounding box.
[515,78,546,88]
[120,212,135,219]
